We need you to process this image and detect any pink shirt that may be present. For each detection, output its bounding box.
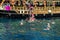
[5,5,10,11]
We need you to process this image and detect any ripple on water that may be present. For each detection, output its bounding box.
[0,18,60,40]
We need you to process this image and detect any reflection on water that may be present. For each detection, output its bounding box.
[0,17,60,40]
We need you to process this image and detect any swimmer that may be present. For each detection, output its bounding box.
[20,19,24,25]
[51,21,55,24]
[47,23,51,28]
[44,23,51,30]
[20,22,23,25]
[50,19,55,24]
[28,17,35,22]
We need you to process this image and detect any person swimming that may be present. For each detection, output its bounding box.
[44,23,51,30]
[26,1,35,22]
[20,19,24,25]
[51,20,55,24]
[28,13,35,22]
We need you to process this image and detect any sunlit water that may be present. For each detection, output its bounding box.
[0,17,60,40]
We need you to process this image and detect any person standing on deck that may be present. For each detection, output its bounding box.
[0,0,5,10]
[4,1,11,11]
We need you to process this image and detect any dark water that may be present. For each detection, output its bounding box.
[0,17,60,40]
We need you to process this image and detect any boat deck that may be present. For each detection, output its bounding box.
[0,7,60,15]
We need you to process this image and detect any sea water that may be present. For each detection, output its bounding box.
[0,17,60,40]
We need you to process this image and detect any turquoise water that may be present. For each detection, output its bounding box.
[0,17,60,40]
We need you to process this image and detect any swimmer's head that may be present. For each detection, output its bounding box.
[20,22,23,25]
[52,21,55,24]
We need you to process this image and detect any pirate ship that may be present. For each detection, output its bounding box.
[0,0,60,17]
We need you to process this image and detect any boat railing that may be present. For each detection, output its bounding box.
[14,6,60,14]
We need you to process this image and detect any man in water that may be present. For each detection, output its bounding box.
[28,13,35,22]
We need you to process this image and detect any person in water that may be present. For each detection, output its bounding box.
[44,23,51,30]
[29,13,35,22]
[26,1,35,22]
[20,19,24,25]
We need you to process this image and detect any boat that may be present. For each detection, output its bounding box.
[0,0,60,17]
